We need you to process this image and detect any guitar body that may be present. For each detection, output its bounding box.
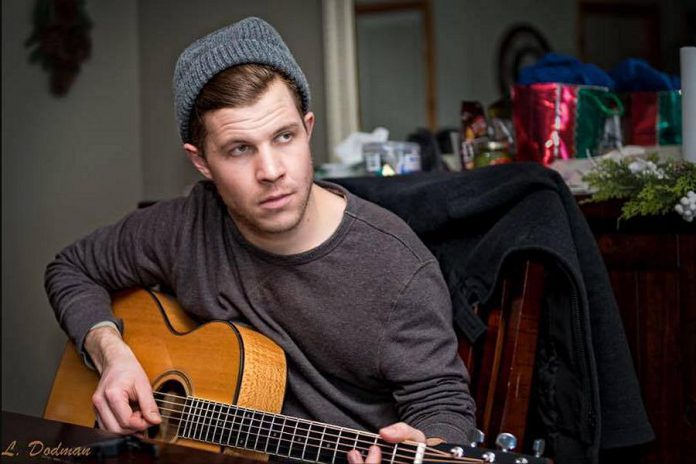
[43,289,287,458]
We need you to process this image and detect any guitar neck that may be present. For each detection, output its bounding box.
[173,396,425,464]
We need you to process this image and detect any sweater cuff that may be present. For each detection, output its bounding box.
[59,295,124,370]
[418,417,476,445]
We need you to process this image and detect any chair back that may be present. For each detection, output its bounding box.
[458,259,545,452]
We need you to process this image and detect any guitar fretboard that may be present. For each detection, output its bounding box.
[165,395,425,464]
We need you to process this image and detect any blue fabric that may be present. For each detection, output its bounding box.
[609,58,681,91]
[517,53,681,92]
[517,53,615,88]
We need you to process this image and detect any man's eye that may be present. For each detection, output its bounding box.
[230,145,249,155]
[277,132,293,143]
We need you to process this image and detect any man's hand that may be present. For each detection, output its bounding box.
[85,326,161,434]
[347,422,436,464]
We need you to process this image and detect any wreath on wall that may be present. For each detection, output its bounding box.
[25,0,92,96]
[496,23,551,97]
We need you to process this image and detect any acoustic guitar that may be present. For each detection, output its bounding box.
[44,289,550,464]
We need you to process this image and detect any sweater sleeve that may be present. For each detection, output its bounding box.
[44,199,183,357]
[378,259,477,443]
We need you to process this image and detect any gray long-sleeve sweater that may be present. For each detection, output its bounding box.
[45,180,475,443]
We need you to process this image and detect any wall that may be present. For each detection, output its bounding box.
[434,0,578,129]
[2,0,142,416]
[137,0,326,201]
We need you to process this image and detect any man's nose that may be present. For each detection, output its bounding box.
[256,146,286,182]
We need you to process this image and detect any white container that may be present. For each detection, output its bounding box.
[362,141,421,176]
[681,47,696,163]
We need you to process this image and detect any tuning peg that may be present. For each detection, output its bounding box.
[449,446,465,458]
[533,439,546,458]
[467,428,485,447]
[495,432,517,452]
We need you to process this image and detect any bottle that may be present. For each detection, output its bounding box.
[460,101,487,170]
[474,140,513,168]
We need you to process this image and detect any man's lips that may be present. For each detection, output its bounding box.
[259,192,293,209]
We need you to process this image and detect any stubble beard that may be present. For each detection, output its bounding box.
[228,176,314,239]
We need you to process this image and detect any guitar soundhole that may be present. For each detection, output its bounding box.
[148,379,187,443]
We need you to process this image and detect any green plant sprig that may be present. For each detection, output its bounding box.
[582,155,696,222]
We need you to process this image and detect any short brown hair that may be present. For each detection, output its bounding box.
[188,64,304,153]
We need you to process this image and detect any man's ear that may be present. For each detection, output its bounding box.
[184,143,212,179]
[303,111,315,140]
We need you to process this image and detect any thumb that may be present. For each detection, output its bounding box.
[379,422,426,444]
[134,381,161,425]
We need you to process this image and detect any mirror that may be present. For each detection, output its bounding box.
[354,0,435,141]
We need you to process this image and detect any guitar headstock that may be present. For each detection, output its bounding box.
[428,431,552,464]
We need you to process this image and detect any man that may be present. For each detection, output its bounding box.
[45,17,475,463]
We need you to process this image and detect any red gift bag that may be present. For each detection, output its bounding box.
[512,83,623,165]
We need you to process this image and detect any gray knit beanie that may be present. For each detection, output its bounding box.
[173,17,311,143]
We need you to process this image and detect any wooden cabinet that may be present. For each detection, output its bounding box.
[580,201,696,463]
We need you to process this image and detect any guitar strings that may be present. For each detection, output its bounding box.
[154,411,477,464]
[152,392,417,456]
[152,391,399,449]
[152,404,422,462]
[150,391,478,463]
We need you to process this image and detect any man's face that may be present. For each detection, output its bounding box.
[184,78,315,243]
